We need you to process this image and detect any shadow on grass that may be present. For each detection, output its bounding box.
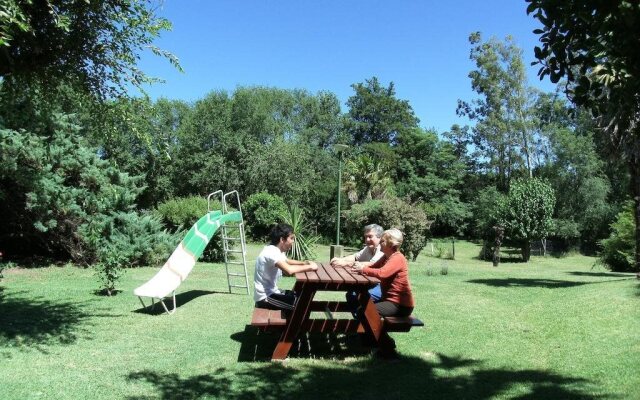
[231,325,372,362]
[467,278,590,289]
[568,271,635,278]
[0,290,97,351]
[468,276,637,289]
[126,353,599,400]
[132,290,219,315]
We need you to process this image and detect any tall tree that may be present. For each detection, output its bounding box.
[527,0,640,271]
[346,77,419,145]
[458,33,540,191]
[499,177,556,262]
[394,127,468,235]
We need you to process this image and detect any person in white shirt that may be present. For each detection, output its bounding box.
[254,223,318,310]
[330,224,384,302]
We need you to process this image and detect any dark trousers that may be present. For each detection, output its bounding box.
[255,290,296,311]
[375,301,413,317]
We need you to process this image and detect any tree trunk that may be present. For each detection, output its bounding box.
[493,225,504,267]
[522,240,531,262]
[630,155,640,275]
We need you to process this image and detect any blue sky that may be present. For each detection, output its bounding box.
[139,0,556,133]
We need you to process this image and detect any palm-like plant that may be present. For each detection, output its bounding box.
[343,154,392,203]
[279,204,319,261]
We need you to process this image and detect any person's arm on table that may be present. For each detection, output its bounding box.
[276,259,318,276]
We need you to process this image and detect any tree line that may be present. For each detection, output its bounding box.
[0,1,637,274]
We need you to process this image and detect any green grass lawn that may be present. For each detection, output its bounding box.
[1,241,638,399]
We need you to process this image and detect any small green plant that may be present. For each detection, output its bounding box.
[94,245,127,296]
[424,262,435,276]
[433,240,445,258]
[280,204,319,261]
[440,263,449,275]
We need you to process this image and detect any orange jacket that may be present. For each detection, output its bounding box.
[362,251,414,307]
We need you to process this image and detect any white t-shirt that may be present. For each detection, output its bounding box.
[355,245,383,263]
[254,245,287,302]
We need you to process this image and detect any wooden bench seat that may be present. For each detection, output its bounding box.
[251,307,287,330]
[251,306,423,335]
[383,315,424,332]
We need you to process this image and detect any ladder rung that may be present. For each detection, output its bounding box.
[222,237,241,240]
[229,284,248,288]
[225,250,244,254]
[226,261,245,265]
[227,272,246,277]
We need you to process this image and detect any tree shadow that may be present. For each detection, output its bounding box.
[466,278,589,289]
[568,271,635,278]
[0,290,103,352]
[231,325,372,362]
[132,290,220,315]
[126,353,599,399]
[467,276,637,289]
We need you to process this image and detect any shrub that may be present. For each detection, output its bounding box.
[243,192,287,241]
[154,196,224,262]
[83,211,178,268]
[91,212,178,295]
[599,202,636,272]
[344,196,430,261]
[0,114,170,265]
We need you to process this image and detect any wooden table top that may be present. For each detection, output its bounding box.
[295,262,380,287]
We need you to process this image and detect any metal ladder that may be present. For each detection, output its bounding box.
[207,190,250,295]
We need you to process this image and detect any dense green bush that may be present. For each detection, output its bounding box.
[599,202,636,272]
[154,196,224,262]
[243,192,287,241]
[344,196,430,261]
[0,114,166,265]
[83,211,177,268]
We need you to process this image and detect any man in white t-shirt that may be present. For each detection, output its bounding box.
[330,224,384,302]
[254,223,318,310]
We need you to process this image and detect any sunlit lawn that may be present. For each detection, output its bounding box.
[1,241,638,399]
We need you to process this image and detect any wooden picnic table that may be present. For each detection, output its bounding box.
[271,262,385,360]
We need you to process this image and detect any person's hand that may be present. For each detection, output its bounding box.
[351,261,364,273]
[330,258,348,267]
[308,261,318,271]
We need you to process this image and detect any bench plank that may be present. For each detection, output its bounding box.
[383,315,424,332]
[251,307,287,327]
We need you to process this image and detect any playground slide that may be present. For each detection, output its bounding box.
[133,210,243,309]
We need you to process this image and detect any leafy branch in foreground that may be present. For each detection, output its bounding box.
[0,0,182,99]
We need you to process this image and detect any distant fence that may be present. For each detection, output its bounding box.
[530,239,556,256]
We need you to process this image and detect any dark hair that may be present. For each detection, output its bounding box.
[269,223,294,246]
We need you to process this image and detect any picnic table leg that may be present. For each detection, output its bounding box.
[272,282,315,360]
[356,291,383,343]
[357,293,397,355]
